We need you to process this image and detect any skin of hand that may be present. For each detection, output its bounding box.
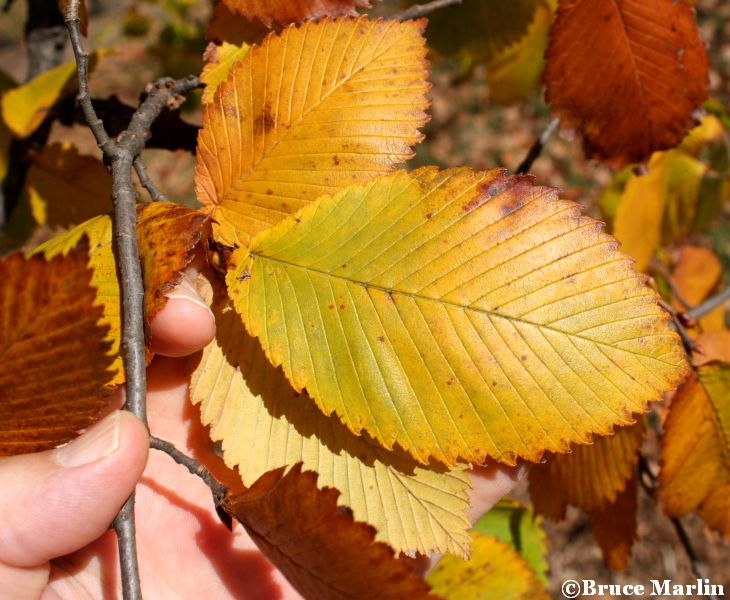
[0,269,523,600]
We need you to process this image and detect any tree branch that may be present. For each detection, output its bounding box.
[395,0,461,21]
[688,285,730,321]
[134,158,167,201]
[516,118,560,174]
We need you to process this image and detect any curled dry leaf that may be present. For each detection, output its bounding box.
[227,168,688,466]
[188,273,472,556]
[528,419,644,518]
[222,0,372,27]
[427,533,550,600]
[137,202,208,325]
[544,0,709,166]
[222,465,437,600]
[660,365,730,538]
[0,239,113,455]
[195,16,430,247]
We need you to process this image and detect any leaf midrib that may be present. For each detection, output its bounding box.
[248,251,678,366]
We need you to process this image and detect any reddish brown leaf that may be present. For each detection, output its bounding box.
[137,203,208,325]
[222,465,437,600]
[528,420,644,518]
[544,0,708,166]
[0,239,113,455]
[588,476,638,571]
[207,2,271,46]
[222,0,372,27]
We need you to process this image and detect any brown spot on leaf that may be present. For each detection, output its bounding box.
[255,105,275,133]
[333,155,340,166]
[377,336,385,343]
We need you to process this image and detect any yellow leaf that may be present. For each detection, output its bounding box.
[0,239,114,455]
[26,142,112,229]
[485,0,553,105]
[195,16,430,248]
[659,365,730,538]
[678,114,725,157]
[613,150,705,271]
[528,420,644,518]
[427,533,549,600]
[226,168,689,466]
[188,274,472,556]
[588,475,638,571]
[1,51,107,138]
[30,215,123,386]
[200,41,250,105]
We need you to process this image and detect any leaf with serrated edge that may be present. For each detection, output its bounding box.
[223,0,371,27]
[660,365,730,538]
[222,465,437,600]
[195,16,429,248]
[188,274,471,555]
[544,0,708,166]
[427,532,549,600]
[0,240,113,455]
[200,42,250,105]
[227,167,689,466]
[528,419,644,518]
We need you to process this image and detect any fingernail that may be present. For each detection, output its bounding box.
[166,275,213,315]
[54,412,121,467]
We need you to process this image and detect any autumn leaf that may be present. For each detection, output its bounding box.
[188,274,472,556]
[612,150,705,271]
[472,500,549,584]
[694,330,730,366]
[137,202,208,324]
[222,0,372,27]
[427,533,549,600]
[671,245,724,331]
[207,2,270,46]
[588,475,638,571]
[195,16,430,247]
[660,365,730,538]
[0,240,113,455]
[226,168,689,466]
[222,465,437,600]
[416,0,539,64]
[1,51,107,138]
[544,0,709,166]
[25,142,113,229]
[528,420,644,518]
[200,41,250,105]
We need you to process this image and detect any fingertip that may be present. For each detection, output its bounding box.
[467,462,525,522]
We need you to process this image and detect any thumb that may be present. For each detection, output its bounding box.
[0,411,148,571]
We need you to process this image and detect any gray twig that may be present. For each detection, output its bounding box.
[395,0,461,21]
[134,157,167,202]
[688,285,730,321]
[149,437,227,499]
[516,118,560,174]
[64,2,201,597]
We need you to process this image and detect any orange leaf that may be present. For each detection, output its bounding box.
[588,475,638,571]
[544,0,708,166]
[0,239,113,455]
[222,465,436,599]
[137,203,208,325]
[207,3,270,47]
[659,365,730,538]
[694,330,730,367]
[528,420,644,518]
[222,0,372,27]
[671,245,724,331]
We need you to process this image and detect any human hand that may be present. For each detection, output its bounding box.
[0,269,523,599]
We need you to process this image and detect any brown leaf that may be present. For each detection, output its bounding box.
[0,239,113,455]
[222,465,437,600]
[137,203,208,325]
[207,2,271,46]
[588,475,638,571]
[544,0,708,166]
[528,420,644,518]
[222,0,372,27]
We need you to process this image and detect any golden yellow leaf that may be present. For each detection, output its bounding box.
[195,17,429,248]
[200,41,250,105]
[226,168,689,466]
[223,465,437,600]
[0,239,113,455]
[528,420,644,518]
[588,475,638,571]
[671,245,724,331]
[613,150,705,272]
[26,142,112,229]
[660,365,730,538]
[485,0,553,105]
[188,274,472,555]
[1,51,107,138]
[427,533,549,600]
